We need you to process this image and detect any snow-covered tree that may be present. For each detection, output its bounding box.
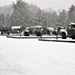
[35,9,46,27]
[68,5,75,23]
[0,13,5,27]
[10,0,29,27]
[57,10,68,27]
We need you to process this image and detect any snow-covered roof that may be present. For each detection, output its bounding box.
[69,22,75,25]
[47,27,54,31]
[30,26,42,28]
[12,26,22,29]
[34,26,42,28]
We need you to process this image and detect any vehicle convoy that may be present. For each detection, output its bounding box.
[60,23,75,39]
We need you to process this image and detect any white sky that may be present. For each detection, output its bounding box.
[0,0,75,11]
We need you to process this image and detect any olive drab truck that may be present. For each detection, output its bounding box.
[61,23,75,39]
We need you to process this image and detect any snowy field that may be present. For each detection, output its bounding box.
[0,36,75,75]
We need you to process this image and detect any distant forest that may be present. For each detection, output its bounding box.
[0,0,75,29]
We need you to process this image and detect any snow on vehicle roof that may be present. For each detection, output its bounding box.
[30,26,42,28]
[47,27,53,29]
[12,26,22,29]
[34,26,42,28]
[69,22,75,25]
[47,27,54,31]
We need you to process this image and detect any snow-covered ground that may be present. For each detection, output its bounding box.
[0,36,75,75]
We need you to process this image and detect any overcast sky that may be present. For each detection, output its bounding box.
[0,0,75,11]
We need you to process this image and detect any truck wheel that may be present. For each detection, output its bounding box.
[72,36,75,39]
[24,32,29,36]
[36,32,41,36]
[61,32,66,39]
[1,31,3,35]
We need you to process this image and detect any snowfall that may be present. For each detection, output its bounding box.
[0,36,75,75]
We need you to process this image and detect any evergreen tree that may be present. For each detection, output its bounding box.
[68,5,75,23]
[0,13,5,27]
[48,11,58,27]
[35,9,47,27]
[5,13,10,26]
[10,0,29,27]
[57,10,68,27]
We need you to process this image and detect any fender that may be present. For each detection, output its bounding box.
[60,29,67,36]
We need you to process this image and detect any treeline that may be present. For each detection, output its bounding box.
[0,0,75,30]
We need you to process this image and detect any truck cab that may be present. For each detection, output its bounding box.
[67,23,75,39]
[61,22,75,39]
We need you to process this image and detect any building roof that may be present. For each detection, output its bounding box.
[12,26,22,29]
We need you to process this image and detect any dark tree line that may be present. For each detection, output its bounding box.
[0,0,75,30]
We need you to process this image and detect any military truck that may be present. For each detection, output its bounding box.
[23,26,42,36]
[61,23,75,39]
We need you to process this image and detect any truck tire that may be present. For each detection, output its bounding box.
[1,31,3,35]
[72,36,75,39]
[24,32,29,36]
[61,32,66,39]
[36,32,42,36]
